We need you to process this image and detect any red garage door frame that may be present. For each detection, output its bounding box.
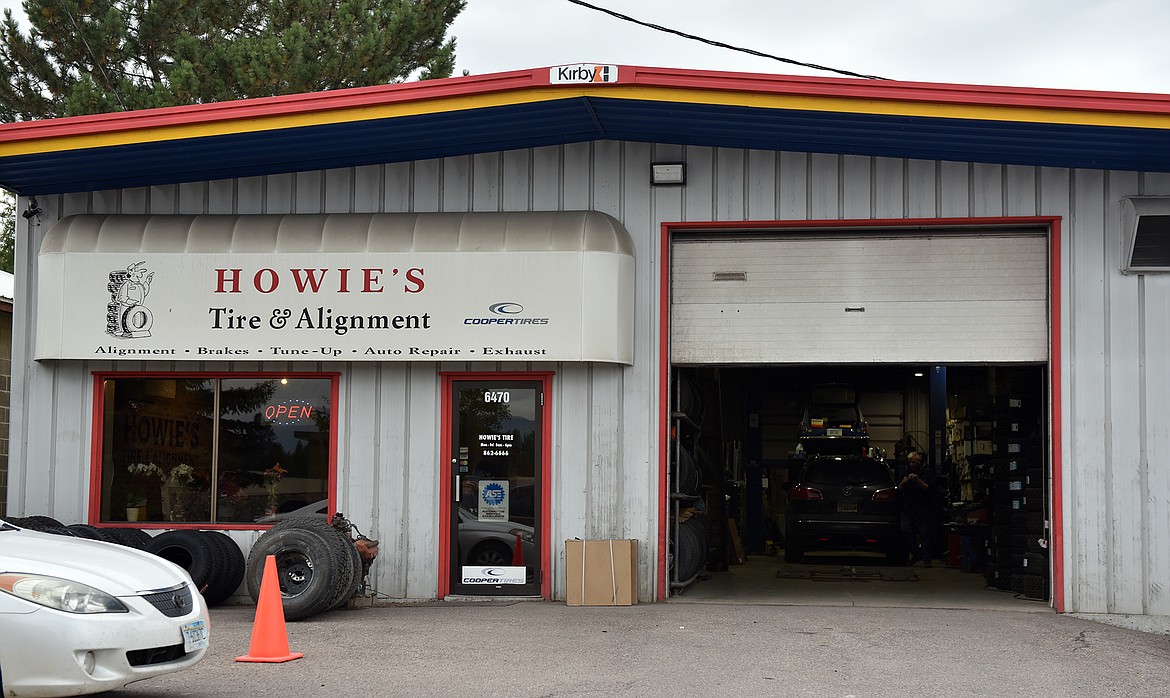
[656,216,1065,611]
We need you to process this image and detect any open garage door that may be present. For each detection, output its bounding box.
[670,229,1049,364]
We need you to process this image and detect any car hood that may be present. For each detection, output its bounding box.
[0,523,192,595]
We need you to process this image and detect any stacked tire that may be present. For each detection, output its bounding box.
[146,530,246,607]
[6,515,246,607]
[983,374,1049,601]
[246,517,361,621]
[670,511,710,584]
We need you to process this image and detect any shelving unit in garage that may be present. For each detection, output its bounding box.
[984,369,1049,600]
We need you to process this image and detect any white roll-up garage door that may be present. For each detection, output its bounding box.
[670,229,1049,364]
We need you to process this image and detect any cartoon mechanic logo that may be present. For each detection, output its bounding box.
[106,261,155,339]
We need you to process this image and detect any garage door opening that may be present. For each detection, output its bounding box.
[666,363,1051,608]
[662,221,1058,608]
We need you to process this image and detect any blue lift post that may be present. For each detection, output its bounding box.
[930,365,948,471]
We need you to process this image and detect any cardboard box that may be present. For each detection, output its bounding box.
[565,539,638,606]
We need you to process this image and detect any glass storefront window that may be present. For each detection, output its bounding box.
[98,375,332,525]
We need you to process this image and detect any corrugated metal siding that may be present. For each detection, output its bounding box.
[8,143,1170,618]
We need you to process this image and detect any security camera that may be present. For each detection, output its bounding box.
[22,197,42,219]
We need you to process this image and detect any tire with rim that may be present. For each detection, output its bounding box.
[246,525,353,621]
[201,531,246,606]
[467,540,512,567]
[267,517,360,610]
[146,530,216,592]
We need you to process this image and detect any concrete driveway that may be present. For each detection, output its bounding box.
[111,600,1169,697]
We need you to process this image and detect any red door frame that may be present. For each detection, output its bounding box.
[438,371,554,599]
[657,217,1065,612]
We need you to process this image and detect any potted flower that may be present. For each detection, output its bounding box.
[263,463,287,516]
[124,490,148,521]
[163,463,195,521]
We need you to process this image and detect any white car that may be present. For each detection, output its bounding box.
[0,518,209,697]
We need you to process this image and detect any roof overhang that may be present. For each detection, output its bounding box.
[4,65,1170,195]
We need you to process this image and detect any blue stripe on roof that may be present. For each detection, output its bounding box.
[5,97,1170,195]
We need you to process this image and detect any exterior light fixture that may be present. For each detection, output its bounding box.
[913,372,924,377]
[651,163,685,186]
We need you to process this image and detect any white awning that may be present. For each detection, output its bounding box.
[37,212,635,364]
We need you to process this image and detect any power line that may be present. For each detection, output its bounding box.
[565,0,888,81]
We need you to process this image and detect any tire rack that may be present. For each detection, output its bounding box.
[669,372,704,594]
[983,371,1049,601]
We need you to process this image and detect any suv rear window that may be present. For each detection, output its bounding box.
[801,459,893,486]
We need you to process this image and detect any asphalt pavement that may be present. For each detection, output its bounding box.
[110,599,1170,697]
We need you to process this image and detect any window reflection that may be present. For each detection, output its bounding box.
[99,376,331,525]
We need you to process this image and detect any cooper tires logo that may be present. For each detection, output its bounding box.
[464,302,549,326]
[460,566,526,584]
[461,568,504,583]
[106,261,155,339]
[489,302,524,315]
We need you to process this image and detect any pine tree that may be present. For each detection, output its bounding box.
[0,0,466,121]
[0,191,14,273]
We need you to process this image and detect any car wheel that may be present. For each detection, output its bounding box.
[246,525,354,621]
[467,541,512,567]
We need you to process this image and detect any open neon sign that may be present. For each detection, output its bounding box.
[264,400,315,425]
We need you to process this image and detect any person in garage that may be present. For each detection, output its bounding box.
[897,451,936,567]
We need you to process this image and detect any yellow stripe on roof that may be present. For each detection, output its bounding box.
[4,85,1170,159]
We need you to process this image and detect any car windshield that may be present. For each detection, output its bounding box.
[801,459,893,486]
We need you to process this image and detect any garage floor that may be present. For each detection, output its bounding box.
[667,553,1054,613]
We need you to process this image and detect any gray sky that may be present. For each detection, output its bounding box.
[449,0,1170,93]
[2,0,1169,94]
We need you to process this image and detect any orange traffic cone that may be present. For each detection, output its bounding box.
[235,555,304,663]
[511,533,524,566]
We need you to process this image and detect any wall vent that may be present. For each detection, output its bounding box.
[1122,198,1170,273]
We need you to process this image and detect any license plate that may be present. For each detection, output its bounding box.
[826,428,843,437]
[837,502,858,513]
[181,620,209,652]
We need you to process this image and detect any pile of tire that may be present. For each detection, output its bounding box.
[245,516,362,621]
[670,510,711,583]
[146,530,247,607]
[4,515,245,607]
[4,516,153,551]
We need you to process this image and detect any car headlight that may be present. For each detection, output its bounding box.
[0,573,128,613]
[508,528,534,543]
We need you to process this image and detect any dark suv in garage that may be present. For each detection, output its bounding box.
[784,454,901,563]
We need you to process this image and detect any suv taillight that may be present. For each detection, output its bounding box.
[871,487,897,502]
[790,485,823,500]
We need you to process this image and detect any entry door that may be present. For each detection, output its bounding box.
[448,380,542,596]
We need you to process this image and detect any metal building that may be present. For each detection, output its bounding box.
[0,65,1168,631]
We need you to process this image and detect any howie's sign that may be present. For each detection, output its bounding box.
[36,213,635,364]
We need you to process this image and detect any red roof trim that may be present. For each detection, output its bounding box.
[3,64,1170,144]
